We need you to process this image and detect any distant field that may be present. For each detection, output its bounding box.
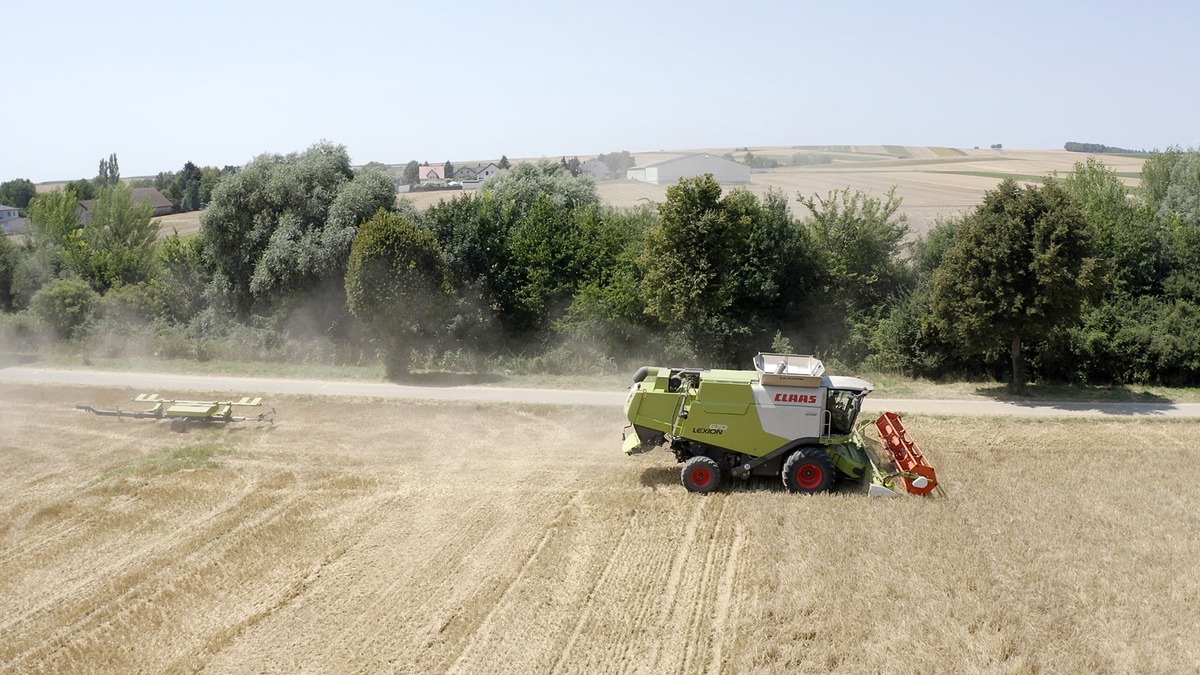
[389,147,1147,234]
[157,211,202,238]
[36,147,1147,238]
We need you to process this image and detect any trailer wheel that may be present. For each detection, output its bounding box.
[681,456,721,494]
[170,417,188,433]
[782,447,834,494]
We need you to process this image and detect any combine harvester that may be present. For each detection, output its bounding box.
[622,353,938,496]
[76,394,275,432]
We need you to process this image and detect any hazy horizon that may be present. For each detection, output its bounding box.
[4,0,1197,183]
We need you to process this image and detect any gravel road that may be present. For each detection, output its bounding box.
[2,366,1197,417]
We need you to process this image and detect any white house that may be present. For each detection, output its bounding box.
[475,163,502,180]
[0,203,27,235]
[625,153,751,185]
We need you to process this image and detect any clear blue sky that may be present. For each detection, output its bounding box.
[3,0,1197,183]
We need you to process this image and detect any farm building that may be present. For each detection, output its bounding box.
[579,159,609,180]
[76,187,173,225]
[626,153,750,185]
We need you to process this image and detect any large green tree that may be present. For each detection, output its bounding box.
[930,179,1101,389]
[799,186,910,357]
[74,183,160,292]
[15,188,82,305]
[483,159,597,218]
[641,174,804,365]
[345,211,451,377]
[95,153,120,190]
[0,179,37,210]
[402,161,420,186]
[200,142,391,316]
[0,235,18,311]
[1062,157,1165,296]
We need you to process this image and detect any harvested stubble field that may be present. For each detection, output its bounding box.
[2,384,1198,673]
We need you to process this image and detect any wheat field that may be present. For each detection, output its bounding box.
[394,148,1146,234]
[2,384,1197,673]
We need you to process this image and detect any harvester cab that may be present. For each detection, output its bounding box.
[622,353,938,497]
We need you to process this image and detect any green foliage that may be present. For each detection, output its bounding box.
[423,193,508,349]
[1140,147,1184,216]
[0,235,18,311]
[28,186,81,249]
[790,153,833,166]
[200,141,357,315]
[556,205,659,360]
[402,160,420,186]
[498,155,511,170]
[345,211,451,377]
[154,161,221,212]
[1064,141,1142,154]
[595,150,634,175]
[930,179,1101,388]
[739,151,779,169]
[95,153,120,190]
[250,166,396,303]
[67,179,95,200]
[153,234,209,323]
[483,159,598,218]
[641,175,805,365]
[1062,157,1165,296]
[799,186,911,359]
[74,183,160,292]
[31,278,98,340]
[1161,153,1200,226]
[18,187,82,305]
[97,282,161,329]
[0,178,36,210]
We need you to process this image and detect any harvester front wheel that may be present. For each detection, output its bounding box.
[782,447,835,494]
[681,456,721,494]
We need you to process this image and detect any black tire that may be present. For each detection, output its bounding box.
[782,447,835,494]
[681,456,721,494]
[170,417,188,433]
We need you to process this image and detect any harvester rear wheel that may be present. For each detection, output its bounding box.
[681,456,721,494]
[782,447,835,494]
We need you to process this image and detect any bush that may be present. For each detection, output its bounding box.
[30,278,98,340]
[0,310,51,352]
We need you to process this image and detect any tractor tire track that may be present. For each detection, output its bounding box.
[445,489,584,673]
[549,492,650,674]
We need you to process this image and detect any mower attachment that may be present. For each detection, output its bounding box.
[874,412,938,495]
[76,393,275,432]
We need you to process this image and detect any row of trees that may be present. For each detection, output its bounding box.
[149,162,237,212]
[1064,141,1142,154]
[4,142,1200,388]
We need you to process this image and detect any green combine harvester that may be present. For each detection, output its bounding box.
[622,353,938,496]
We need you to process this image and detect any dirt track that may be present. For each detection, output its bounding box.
[3,384,1200,672]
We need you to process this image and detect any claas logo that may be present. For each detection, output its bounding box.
[774,393,819,404]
